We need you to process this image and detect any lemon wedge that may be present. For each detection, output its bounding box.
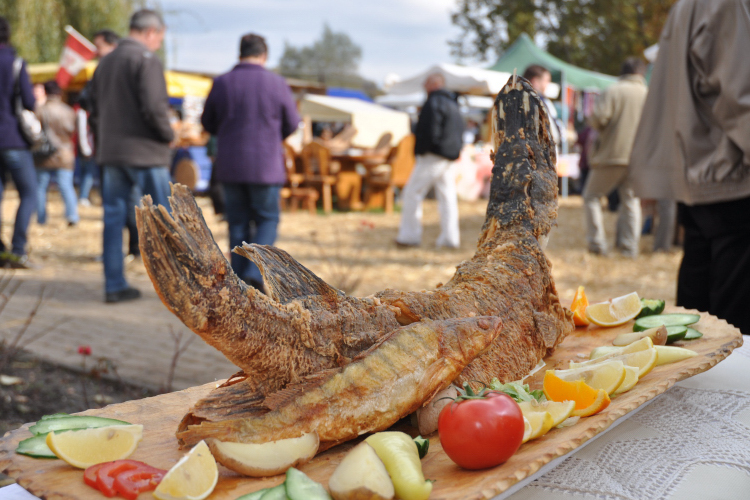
[521,417,532,443]
[45,424,143,469]
[517,400,576,428]
[572,348,658,379]
[552,360,626,395]
[590,336,653,360]
[154,440,218,500]
[613,365,640,394]
[521,411,555,442]
[585,292,642,327]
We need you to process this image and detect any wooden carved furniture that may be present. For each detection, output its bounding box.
[363,134,416,213]
[300,140,337,213]
[281,143,319,214]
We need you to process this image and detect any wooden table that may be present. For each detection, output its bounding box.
[331,152,388,211]
[0,308,742,500]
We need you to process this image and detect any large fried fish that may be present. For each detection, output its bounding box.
[135,76,574,444]
[185,316,501,449]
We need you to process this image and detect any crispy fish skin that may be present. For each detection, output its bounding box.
[178,316,501,449]
[377,77,573,386]
[136,189,402,399]
[136,76,573,444]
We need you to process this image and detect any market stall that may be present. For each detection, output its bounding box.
[299,94,411,149]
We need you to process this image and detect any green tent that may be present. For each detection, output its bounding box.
[488,33,617,91]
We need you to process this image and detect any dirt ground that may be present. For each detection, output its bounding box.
[7,187,682,305]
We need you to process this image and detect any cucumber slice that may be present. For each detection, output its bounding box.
[260,485,289,500]
[414,435,429,459]
[16,435,56,458]
[285,467,331,500]
[633,313,700,332]
[685,327,703,340]
[637,299,666,318]
[236,489,271,500]
[29,415,130,435]
[40,413,72,420]
[665,326,688,344]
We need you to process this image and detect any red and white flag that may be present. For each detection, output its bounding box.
[56,26,97,89]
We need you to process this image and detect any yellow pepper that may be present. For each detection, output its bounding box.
[366,431,432,500]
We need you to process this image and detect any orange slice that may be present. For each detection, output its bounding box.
[570,286,590,326]
[543,371,610,417]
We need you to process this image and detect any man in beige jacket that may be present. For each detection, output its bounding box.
[629,0,750,335]
[583,58,648,257]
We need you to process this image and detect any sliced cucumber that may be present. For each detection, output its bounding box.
[40,413,72,420]
[685,327,703,340]
[633,313,700,332]
[637,299,666,318]
[16,435,56,458]
[285,467,331,500]
[414,436,429,459]
[29,415,130,435]
[236,489,271,500]
[665,326,688,344]
[260,485,289,500]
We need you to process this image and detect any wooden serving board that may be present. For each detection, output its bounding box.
[0,307,742,500]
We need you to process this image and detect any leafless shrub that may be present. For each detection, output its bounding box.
[309,221,375,294]
[0,277,69,373]
[161,326,195,393]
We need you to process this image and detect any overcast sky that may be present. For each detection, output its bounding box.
[160,0,474,85]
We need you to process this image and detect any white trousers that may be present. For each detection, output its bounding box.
[397,153,460,248]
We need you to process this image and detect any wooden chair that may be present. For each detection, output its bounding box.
[364,132,393,160]
[300,140,337,213]
[363,134,416,214]
[281,142,318,214]
[172,157,200,191]
[324,124,357,155]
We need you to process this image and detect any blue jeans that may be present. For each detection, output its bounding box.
[102,165,171,293]
[223,183,281,284]
[0,149,37,256]
[36,168,79,224]
[77,157,99,201]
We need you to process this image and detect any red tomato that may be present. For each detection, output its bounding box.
[83,462,107,489]
[438,391,524,469]
[114,467,166,500]
[86,459,165,498]
[95,461,140,497]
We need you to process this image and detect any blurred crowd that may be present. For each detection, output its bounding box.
[0,1,746,334]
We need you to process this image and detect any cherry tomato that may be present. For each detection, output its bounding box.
[438,389,524,469]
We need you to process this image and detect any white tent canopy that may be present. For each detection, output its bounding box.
[385,63,512,96]
[299,95,411,148]
[384,62,559,99]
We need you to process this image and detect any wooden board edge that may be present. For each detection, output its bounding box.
[472,328,743,499]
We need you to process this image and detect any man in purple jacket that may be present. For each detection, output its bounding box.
[201,33,300,292]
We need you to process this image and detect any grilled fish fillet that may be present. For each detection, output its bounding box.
[183,316,501,450]
[135,76,574,444]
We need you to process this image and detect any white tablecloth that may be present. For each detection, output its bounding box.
[3,337,748,500]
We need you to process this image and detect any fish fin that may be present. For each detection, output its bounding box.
[416,357,454,401]
[262,368,341,411]
[234,244,342,304]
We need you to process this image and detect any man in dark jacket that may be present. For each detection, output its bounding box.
[0,16,37,268]
[201,33,300,292]
[396,73,464,248]
[90,9,174,303]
